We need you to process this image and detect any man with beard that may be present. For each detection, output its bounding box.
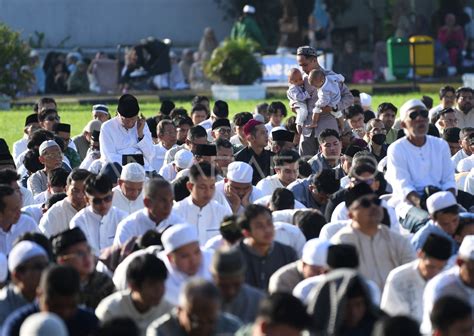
[455,87,474,129]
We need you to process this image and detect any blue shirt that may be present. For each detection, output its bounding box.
[2,303,98,336]
[411,221,457,255]
[288,176,325,212]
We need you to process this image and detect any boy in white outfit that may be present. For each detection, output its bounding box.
[308,69,345,132]
[287,68,312,135]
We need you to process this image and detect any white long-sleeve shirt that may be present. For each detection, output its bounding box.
[39,198,78,237]
[99,117,155,170]
[255,175,284,197]
[212,180,262,214]
[150,143,176,173]
[172,196,232,246]
[0,214,38,254]
[12,136,28,162]
[386,135,456,205]
[314,73,344,110]
[380,260,426,322]
[113,208,183,246]
[70,205,127,255]
[20,186,34,207]
[111,185,144,215]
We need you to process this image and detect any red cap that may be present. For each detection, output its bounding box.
[243,119,263,136]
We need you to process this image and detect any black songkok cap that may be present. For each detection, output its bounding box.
[272,129,295,142]
[211,118,231,130]
[55,123,71,133]
[117,94,140,118]
[194,144,217,156]
[24,113,39,127]
[327,244,359,269]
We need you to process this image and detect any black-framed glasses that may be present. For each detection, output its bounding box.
[358,197,382,208]
[408,109,429,120]
[92,194,113,205]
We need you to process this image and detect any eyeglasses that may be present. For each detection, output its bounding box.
[357,197,382,208]
[91,194,113,205]
[408,109,429,120]
[45,115,60,122]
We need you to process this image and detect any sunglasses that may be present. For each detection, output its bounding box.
[408,109,429,120]
[92,194,113,205]
[357,197,382,208]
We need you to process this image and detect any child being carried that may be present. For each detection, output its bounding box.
[286,68,312,135]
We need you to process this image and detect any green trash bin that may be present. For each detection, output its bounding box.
[387,37,410,80]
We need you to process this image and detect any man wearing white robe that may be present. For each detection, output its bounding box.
[114,178,182,246]
[100,94,154,170]
[173,162,231,246]
[112,163,145,215]
[70,174,127,255]
[39,169,90,237]
[380,233,452,323]
[150,119,178,173]
[255,150,299,197]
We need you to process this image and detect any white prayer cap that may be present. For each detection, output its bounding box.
[399,99,426,121]
[83,119,102,133]
[459,235,474,260]
[38,140,60,155]
[426,191,457,214]
[226,161,253,184]
[92,104,109,115]
[359,92,372,107]
[457,158,474,173]
[301,238,331,267]
[243,5,256,14]
[174,149,194,169]
[8,241,47,272]
[253,113,265,123]
[162,223,199,254]
[0,253,7,282]
[120,162,145,182]
[20,312,68,336]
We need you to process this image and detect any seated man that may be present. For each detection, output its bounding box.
[112,162,145,215]
[95,254,172,335]
[0,241,49,325]
[213,161,263,214]
[381,233,452,323]
[307,129,344,178]
[72,119,102,161]
[2,265,99,336]
[114,178,182,246]
[32,167,68,206]
[27,140,63,196]
[39,169,90,237]
[54,123,81,168]
[331,183,416,290]
[268,238,330,294]
[146,279,241,336]
[269,128,296,154]
[52,228,115,309]
[150,119,178,172]
[430,296,472,336]
[100,94,154,170]
[386,99,455,232]
[256,150,299,197]
[451,127,474,169]
[164,125,208,165]
[236,204,297,290]
[210,248,264,323]
[173,162,231,246]
[70,174,127,255]
[0,168,34,208]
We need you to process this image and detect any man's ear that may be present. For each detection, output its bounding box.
[186,181,193,193]
[400,120,407,129]
[143,197,152,208]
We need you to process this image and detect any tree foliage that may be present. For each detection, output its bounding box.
[0,23,32,97]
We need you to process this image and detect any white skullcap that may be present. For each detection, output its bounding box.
[8,241,47,272]
[120,162,145,182]
[83,119,102,133]
[92,104,109,115]
[227,161,253,184]
[359,92,372,107]
[0,253,7,282]
[243,4,256,14]
[457,158,474,173]
[426,191,457,214]
[253,113,265,123]
[38,140,60,155]
[174,149,194,169]
[162,224,199,254]
[459,235,474,260]
[399,99,426,121]
[301,238,331,267]
[20,312,68,336]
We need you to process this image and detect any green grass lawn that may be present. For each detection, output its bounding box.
[0,93,438,150]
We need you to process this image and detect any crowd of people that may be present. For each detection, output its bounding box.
[0,44,473,335]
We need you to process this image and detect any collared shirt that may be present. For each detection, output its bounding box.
[268,261,304,294]
[331,224,416,290]
[212,180,262,214]
[385,128,398,145]
[255,175,284,197]
[70,205,127,255]
[308,152,344,179]
[111,185,144,215]
[455,107,474,129]
[26,170,47,196]
[380,260,426,322]
[386,135,456,203]
[151,143,177,173]
[172,196,232,246]
[0,214,38,255]
[114,208,183,246]
[452,148,470,171]
[95,290,173,336]
[421,266,474,334]
[99,116,155,170]
[288,176,326,212]
[39,198,78,237]
[411,221,457,255]
[237,240,298,290]
[234,147,274,185]
[0,284,28,326]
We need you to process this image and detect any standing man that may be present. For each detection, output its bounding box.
[291,46,353,156]
[100,94,154,170]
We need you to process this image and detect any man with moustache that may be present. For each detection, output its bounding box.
[454,87,474,129]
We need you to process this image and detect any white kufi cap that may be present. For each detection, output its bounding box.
[20,312,68,336]
[120,162,145,182]
[161,224,199,254]
[301,238,331,267]
[243,5,256,13]
[399,99,426,121]
[174,149,194,169]
[426,191,457,214]
[459,235,474,260]
[227,161,253,184]
[38,140,60,155]
[8,241,47,272]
